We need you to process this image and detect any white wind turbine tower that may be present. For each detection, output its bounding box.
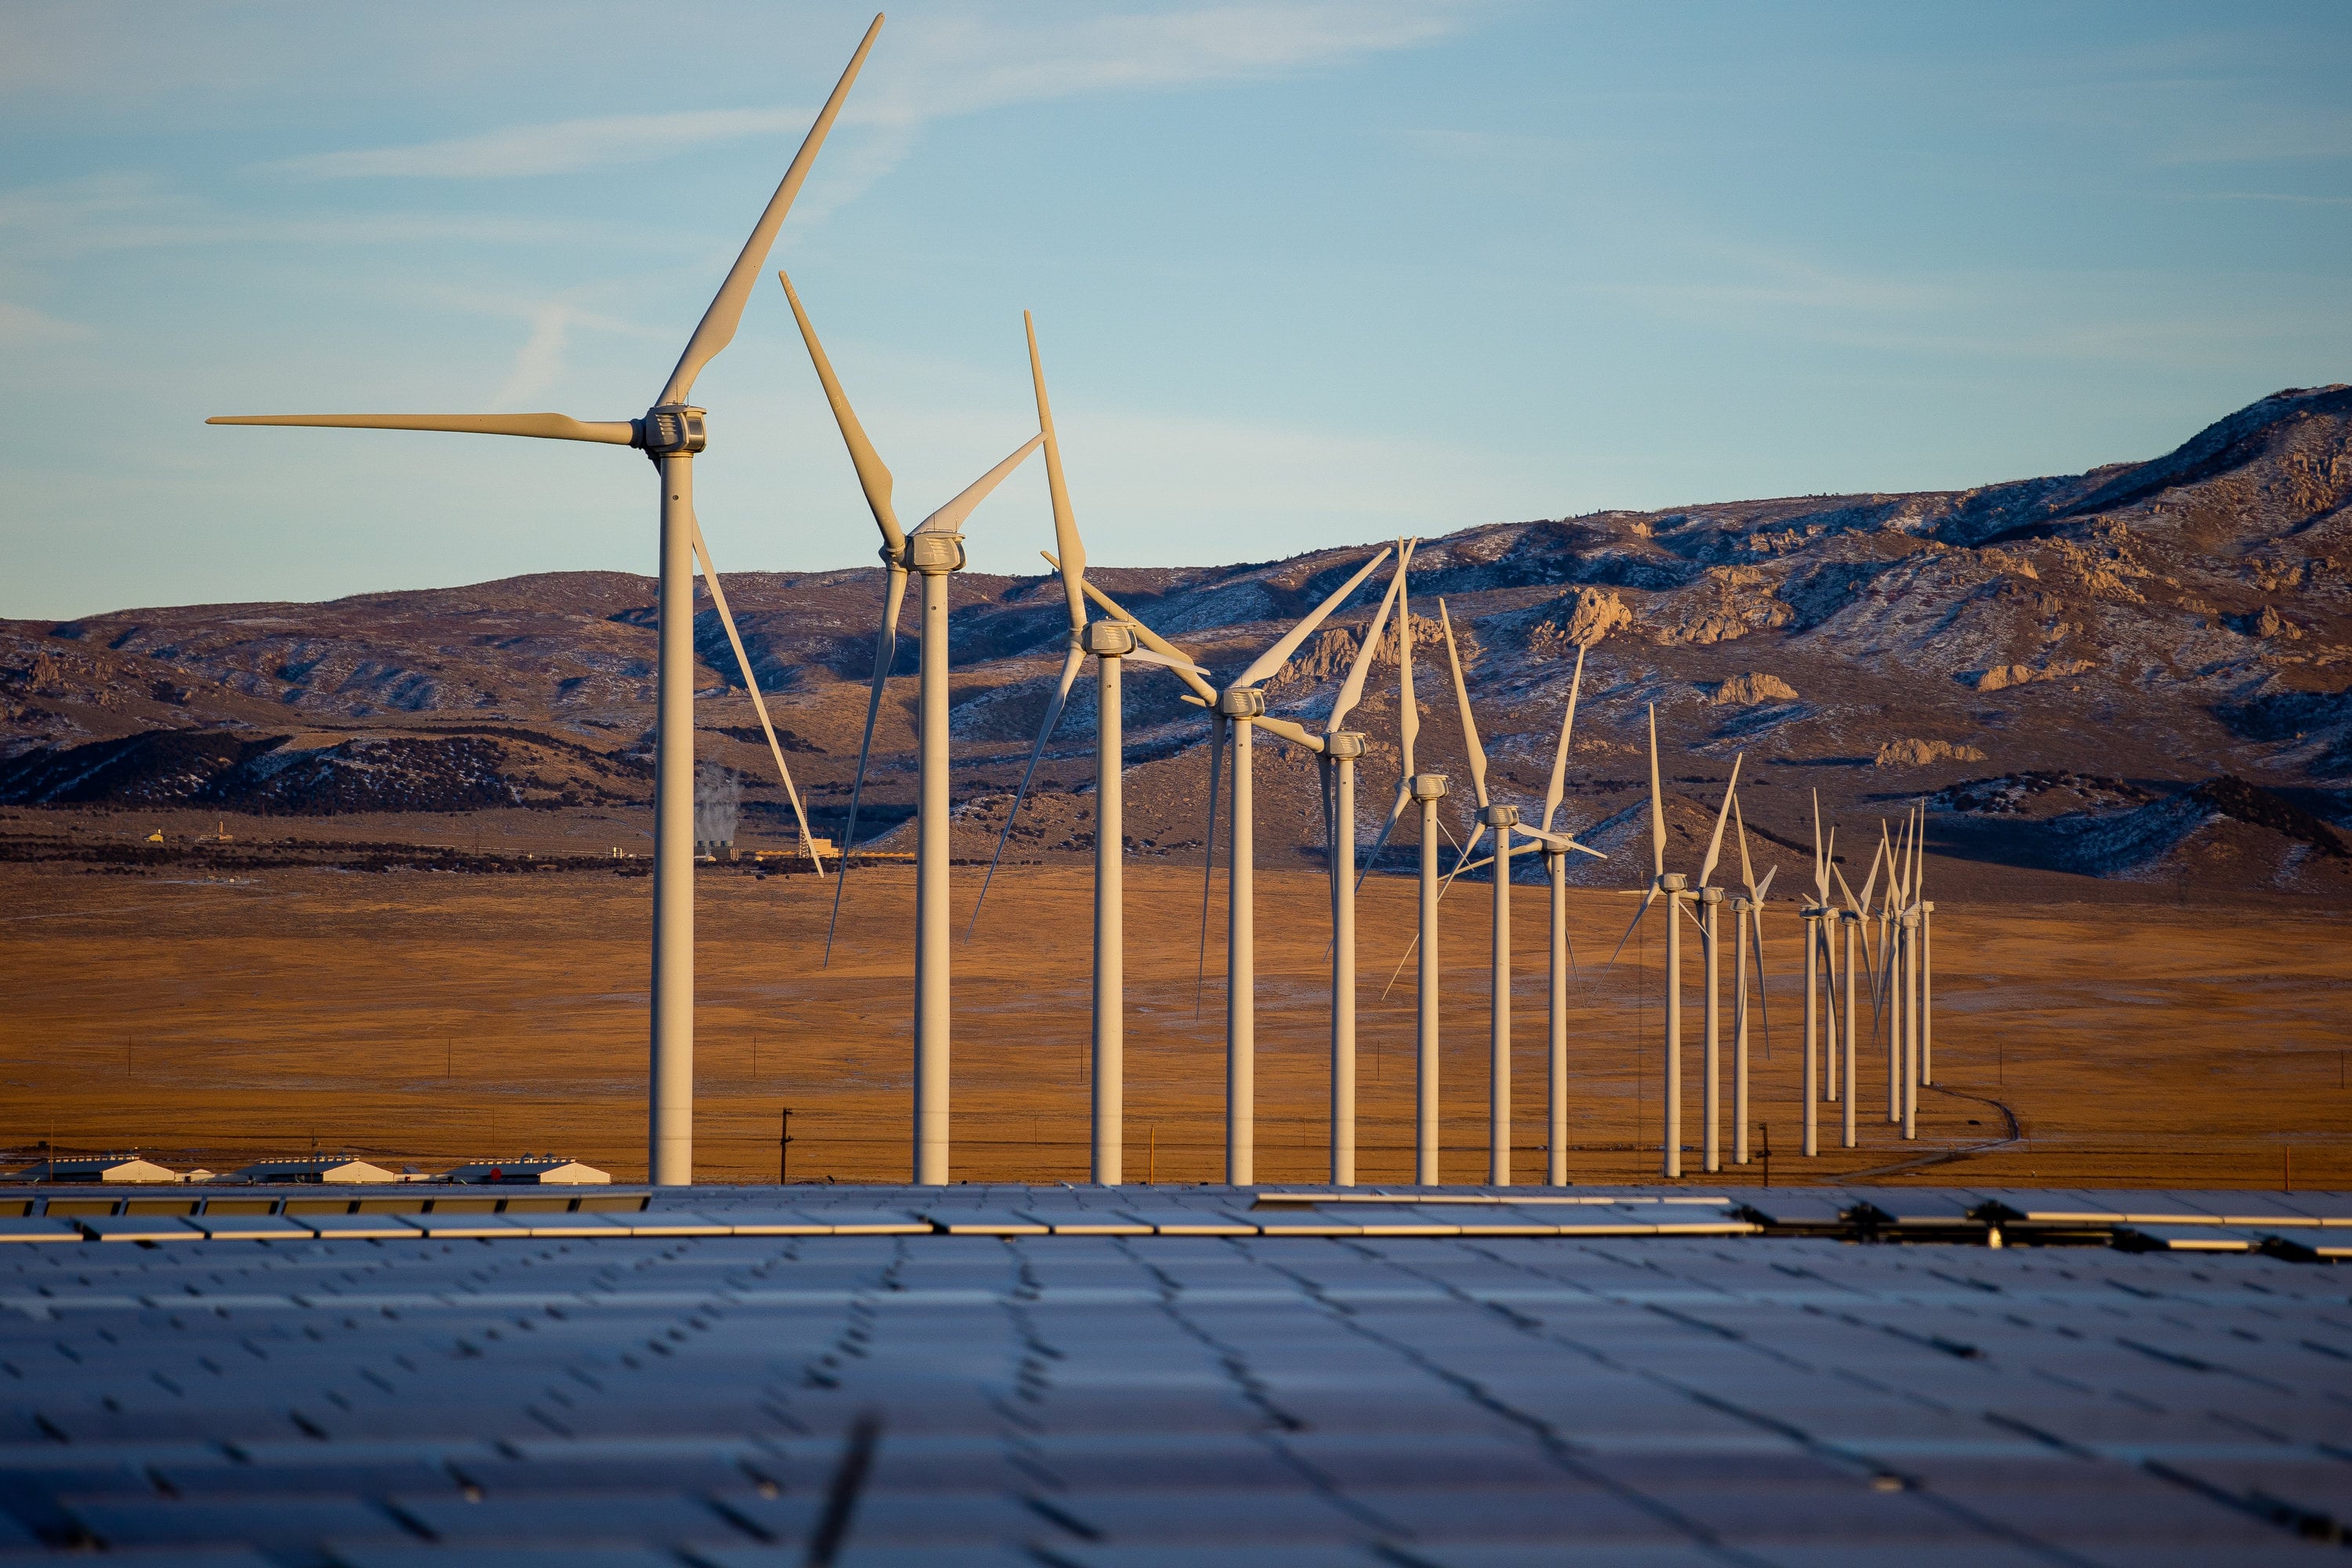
[1910,806,1933,1088]
[206,16,882,1185]
[776,274,1043,1185]
[1875,813,1918,1141]
[1727,797,1776,1166]
[1532,647,1603,1185]
[1353,550,1446,1184]
[1692,757,1744,1174]
[1606,707,1690,1178]
[1799,791,1840,1159]
[966,317,1200,1185]
[1830,837,1882,1152]
[1434,604,1602,1186]
[1317,546,1414,1186]
[1062,552,1391,1185]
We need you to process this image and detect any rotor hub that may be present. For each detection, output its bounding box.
[638,405,707,457]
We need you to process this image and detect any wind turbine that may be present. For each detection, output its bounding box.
[1318,545,1413,1186]
[1606,706,1689,1178]
[965,318,1196,1185]
[776,274,1044,1185]
[1911,807,1933,1087]
[1693,757,1744,1174]
[1800,790,1838,1159]
[1533,647,1602,1185]
[205,16,884,1185]
[1872,812,1917,1141]
[1728,797,1776,1166]
[1352,553,1444,1184]
[1058,550,1391,1184]
[1433,603,1601,1186]
[1831,837,1881,1152]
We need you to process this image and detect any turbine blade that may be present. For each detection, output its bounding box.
[1328,546,1408,735]
[1196,715,1225,1016]
[1025,312,1087,635]
[1541,641,1585,835]
[1436,597,1489,808]
[968,641,1087,934]
[205,412,633,444]
[1123,647,1208,675]
[1647,704,1665,880]
[1603,884,1658,970]
[1319,755,1337,910]
[1831,861,1858,910]
[1748,900,1773,1056]
[913,434,1043,534]
[1051,559,1218,704]
[1435,821,1489,902]
[1353,779,1412,896]
[1698,753,1743,888]
[1232,546,1393,689]
[778,269,904,554]
[691,519,826,877]
[1734,793,1757,898]
[1811,788,1829,905]
[1396,544,1420,779]
[658,14,883,405]
[1254,714,1325,753]
[1857,838,1883,916]
[1755,863,1777,902]
[822,564,908,964]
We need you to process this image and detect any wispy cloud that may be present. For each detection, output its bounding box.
[270,2,1479,182]
[2171,191,2352,207]
[0,299,88,345]
[0,172,618,263]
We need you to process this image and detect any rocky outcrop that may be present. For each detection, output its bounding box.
[1712,672,1798,706]
[1968,659,2095,692]
[1875,739,1988,768]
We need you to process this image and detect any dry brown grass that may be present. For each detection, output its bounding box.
[3,858,2348,1189]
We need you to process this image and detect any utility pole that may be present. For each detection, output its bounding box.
[780,1106,795,1185]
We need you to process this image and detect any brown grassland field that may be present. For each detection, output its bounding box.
[5,812,2350,1192]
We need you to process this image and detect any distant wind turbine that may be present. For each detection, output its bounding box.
[1433,601,1601,1185]
[1728,796,1776,1166]
[1318,544,1414,1186]
[205,15,884,1185]
[1606,706,1690,1178]
[969,318,1200,1185]
[777,273,1043,1186]
[1693,756,1743,1174]
[1063,550,1391,1183]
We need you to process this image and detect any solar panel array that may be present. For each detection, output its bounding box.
[1,1182,2347,1563]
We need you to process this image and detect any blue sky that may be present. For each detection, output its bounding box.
[3,1,2347,619]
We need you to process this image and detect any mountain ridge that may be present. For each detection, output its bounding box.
[6,386,2350,899]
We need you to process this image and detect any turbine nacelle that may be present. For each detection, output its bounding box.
[1082,620,1136,658]
[902,532,967,574]
[637,405,708,458]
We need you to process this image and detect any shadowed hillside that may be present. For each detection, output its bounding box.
[6,386,2350,901]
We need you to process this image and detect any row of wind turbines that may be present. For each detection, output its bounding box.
[205,12,1943,1187]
